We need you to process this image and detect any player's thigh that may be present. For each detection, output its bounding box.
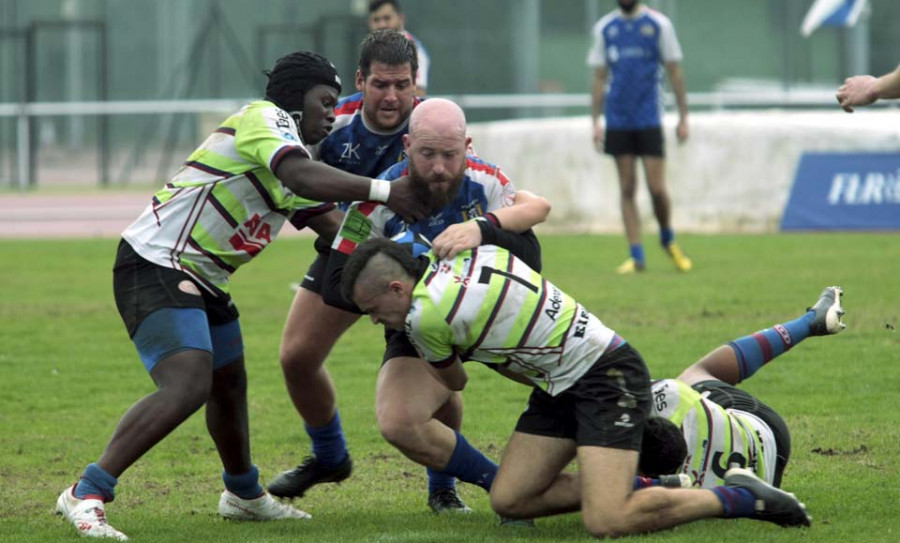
[577,446,640,529]
[492,431,576,505]
[376,356,453,424]
[642,156,667,194]
[638,128,666,191]
[280,286,360,364]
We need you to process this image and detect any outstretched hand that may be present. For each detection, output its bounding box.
[431,221,482,260]
[836,75,879,113]
[385,176,428,222]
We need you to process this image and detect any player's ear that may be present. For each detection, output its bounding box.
[402,133,411,151]
[356,69,365,92]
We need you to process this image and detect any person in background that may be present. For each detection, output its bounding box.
[368,0,430,97]
[588,0,691,274]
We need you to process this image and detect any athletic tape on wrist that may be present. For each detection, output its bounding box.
[369,179,391,203]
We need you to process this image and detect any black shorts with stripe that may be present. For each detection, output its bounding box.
[514,343,651,450]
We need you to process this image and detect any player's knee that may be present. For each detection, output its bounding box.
[164,376,213,416]
[489,486,526,519]
[376,404,421,450]
[583,504,648,539]
[211,360,247,399]
[279,335,328,374]
[620,186,637,200]
[582,512,630,539]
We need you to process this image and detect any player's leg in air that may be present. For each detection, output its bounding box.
[677,286,846,387]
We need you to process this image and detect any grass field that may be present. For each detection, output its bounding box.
[1,233,898,542]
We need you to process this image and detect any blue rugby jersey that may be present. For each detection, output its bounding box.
[587,7,682,130]
[332,155,516,256]
[315,91,422,180]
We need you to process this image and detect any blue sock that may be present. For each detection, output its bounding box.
[712,486,756,518]
[728,312,813,382]
[441,432,498,492]
[660,228,674,248]
[427,467,456,495]
[629,244,645,266]
[223,465,263,499]
[74,463,117,502]
[306,410,349,469]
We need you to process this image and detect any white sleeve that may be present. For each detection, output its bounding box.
[586,19,607,68]
[657,15,683,63]
[416,46,430,89]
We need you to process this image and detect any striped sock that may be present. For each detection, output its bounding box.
[729,312,814,382]
[712,486,756,518]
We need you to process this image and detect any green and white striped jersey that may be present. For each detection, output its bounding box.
[650,379,777,489]
[122,101,331,296]
[407,245,619,396]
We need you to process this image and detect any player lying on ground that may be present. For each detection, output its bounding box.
[640,286,845,489]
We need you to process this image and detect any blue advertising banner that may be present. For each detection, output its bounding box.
[781,152,900,231]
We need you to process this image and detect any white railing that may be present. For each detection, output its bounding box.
[2,90,893,189]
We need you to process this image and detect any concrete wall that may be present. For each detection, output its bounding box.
[467,110,900,233]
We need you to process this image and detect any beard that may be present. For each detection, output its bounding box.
[618,0,638,14]
[408,158,466,213]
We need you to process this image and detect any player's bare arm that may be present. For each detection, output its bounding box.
[430,358,468,392]
[430,190,551,259]
[275,153,428,222]
[591,67,609,151]
[837,64,900,112]
[665,62,689,143]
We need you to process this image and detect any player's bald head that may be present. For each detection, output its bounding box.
[409,98,466,140]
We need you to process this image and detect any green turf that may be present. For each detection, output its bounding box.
[1,233,898,542]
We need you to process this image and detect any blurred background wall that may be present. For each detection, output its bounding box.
[0,0,897,189]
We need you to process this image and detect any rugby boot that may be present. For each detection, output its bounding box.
[267,455,353,499]
[427,488,473,514]
[665,242,692,272]
[724,468,811,527]
[218,490,311,520]
[807,286,846,336]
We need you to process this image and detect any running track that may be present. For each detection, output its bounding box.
[0,193,312,239]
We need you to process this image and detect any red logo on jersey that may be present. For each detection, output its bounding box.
[453,275,470,287]
[229,213,272,256]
